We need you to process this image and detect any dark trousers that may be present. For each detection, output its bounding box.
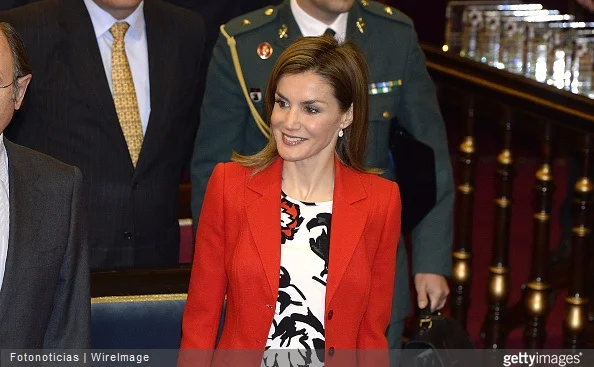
[387,319,404,367]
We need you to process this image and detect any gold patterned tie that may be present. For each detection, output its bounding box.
[110,22,143,167]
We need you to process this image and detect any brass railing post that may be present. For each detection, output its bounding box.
[564,135,592,349]
[482,107,514,349]
[524,122,554,348]
[451,95,477,328]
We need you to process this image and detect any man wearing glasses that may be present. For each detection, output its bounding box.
[0,22,89,349]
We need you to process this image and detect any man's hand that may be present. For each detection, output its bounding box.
[414,273,450,311]
[578,0,594,12]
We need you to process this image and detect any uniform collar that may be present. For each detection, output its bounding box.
[345,1,366,40]
[290,0,348,42]
[83,0,146,40]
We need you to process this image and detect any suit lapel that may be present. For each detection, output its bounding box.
[245,158,283,300]
[60,0,119,126]
[326,158,368,303]
[0,140,46,306]
[59,0,131,166]
[136,0,178,172]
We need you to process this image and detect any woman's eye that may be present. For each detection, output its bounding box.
[304,106,319,114]
[275,99,288,108]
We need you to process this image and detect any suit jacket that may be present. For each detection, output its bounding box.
[181,157,401,357]
[190,0,454,321]
[0,0,205,269]
[0,0,39,11]
[0,138,89,348]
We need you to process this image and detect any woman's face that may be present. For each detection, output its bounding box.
[271,71,352,167]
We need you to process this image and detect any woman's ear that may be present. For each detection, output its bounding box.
[343,103,354,128]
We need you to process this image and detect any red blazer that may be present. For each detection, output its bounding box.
[181,156,401,361]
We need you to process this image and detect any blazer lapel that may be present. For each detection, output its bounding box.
[0,140,46,305]
[135,0,178,172]
[245,158,283,300]
[326,158,368,303]
[243,156,369,303]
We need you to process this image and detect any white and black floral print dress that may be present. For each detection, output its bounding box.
[263,192,332,367]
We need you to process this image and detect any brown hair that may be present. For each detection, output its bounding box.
[233,35,379,174]
[0,22,32,98]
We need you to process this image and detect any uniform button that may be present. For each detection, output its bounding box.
[124,231,133,240]
[266,304,273,309]
[383,111,390,119]
[132,182,139,190]
[327,310,333,320]
[328,347,335,357]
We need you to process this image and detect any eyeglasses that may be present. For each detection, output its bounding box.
[0,80,15,89]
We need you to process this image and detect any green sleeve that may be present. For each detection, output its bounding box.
[398,26,455,276]
[190,32,251,231]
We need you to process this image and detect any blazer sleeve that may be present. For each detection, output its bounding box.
[190,32,250,234]
[357,182,401,352]
[43,166,90,349]
[181,163,228,352]
[398,26,454,276]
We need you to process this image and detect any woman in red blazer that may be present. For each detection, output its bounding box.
[180,36,401,366]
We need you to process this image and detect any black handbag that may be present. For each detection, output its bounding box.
[389,121,436,236]
[402,306,477,367]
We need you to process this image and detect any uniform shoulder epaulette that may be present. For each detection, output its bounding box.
[359,0,413,27]
[224,5,280,37]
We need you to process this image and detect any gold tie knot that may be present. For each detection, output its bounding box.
[110,22,130,41]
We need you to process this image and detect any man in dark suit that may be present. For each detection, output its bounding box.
[0,22,89,348]
[0,0,205,270]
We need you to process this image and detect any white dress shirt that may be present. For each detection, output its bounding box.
[0,134,9,292]
[290,0,348,42]
[83,0,151,135]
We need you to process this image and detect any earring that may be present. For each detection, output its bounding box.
[338,129,344,138]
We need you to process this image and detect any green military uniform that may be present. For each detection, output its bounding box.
[191,0,454,347]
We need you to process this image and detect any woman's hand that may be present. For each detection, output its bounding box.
[414,273,449,311]
[578,0,594,12]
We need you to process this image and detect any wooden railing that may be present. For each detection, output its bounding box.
[423,43,594,349]
[91,266,191,297]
